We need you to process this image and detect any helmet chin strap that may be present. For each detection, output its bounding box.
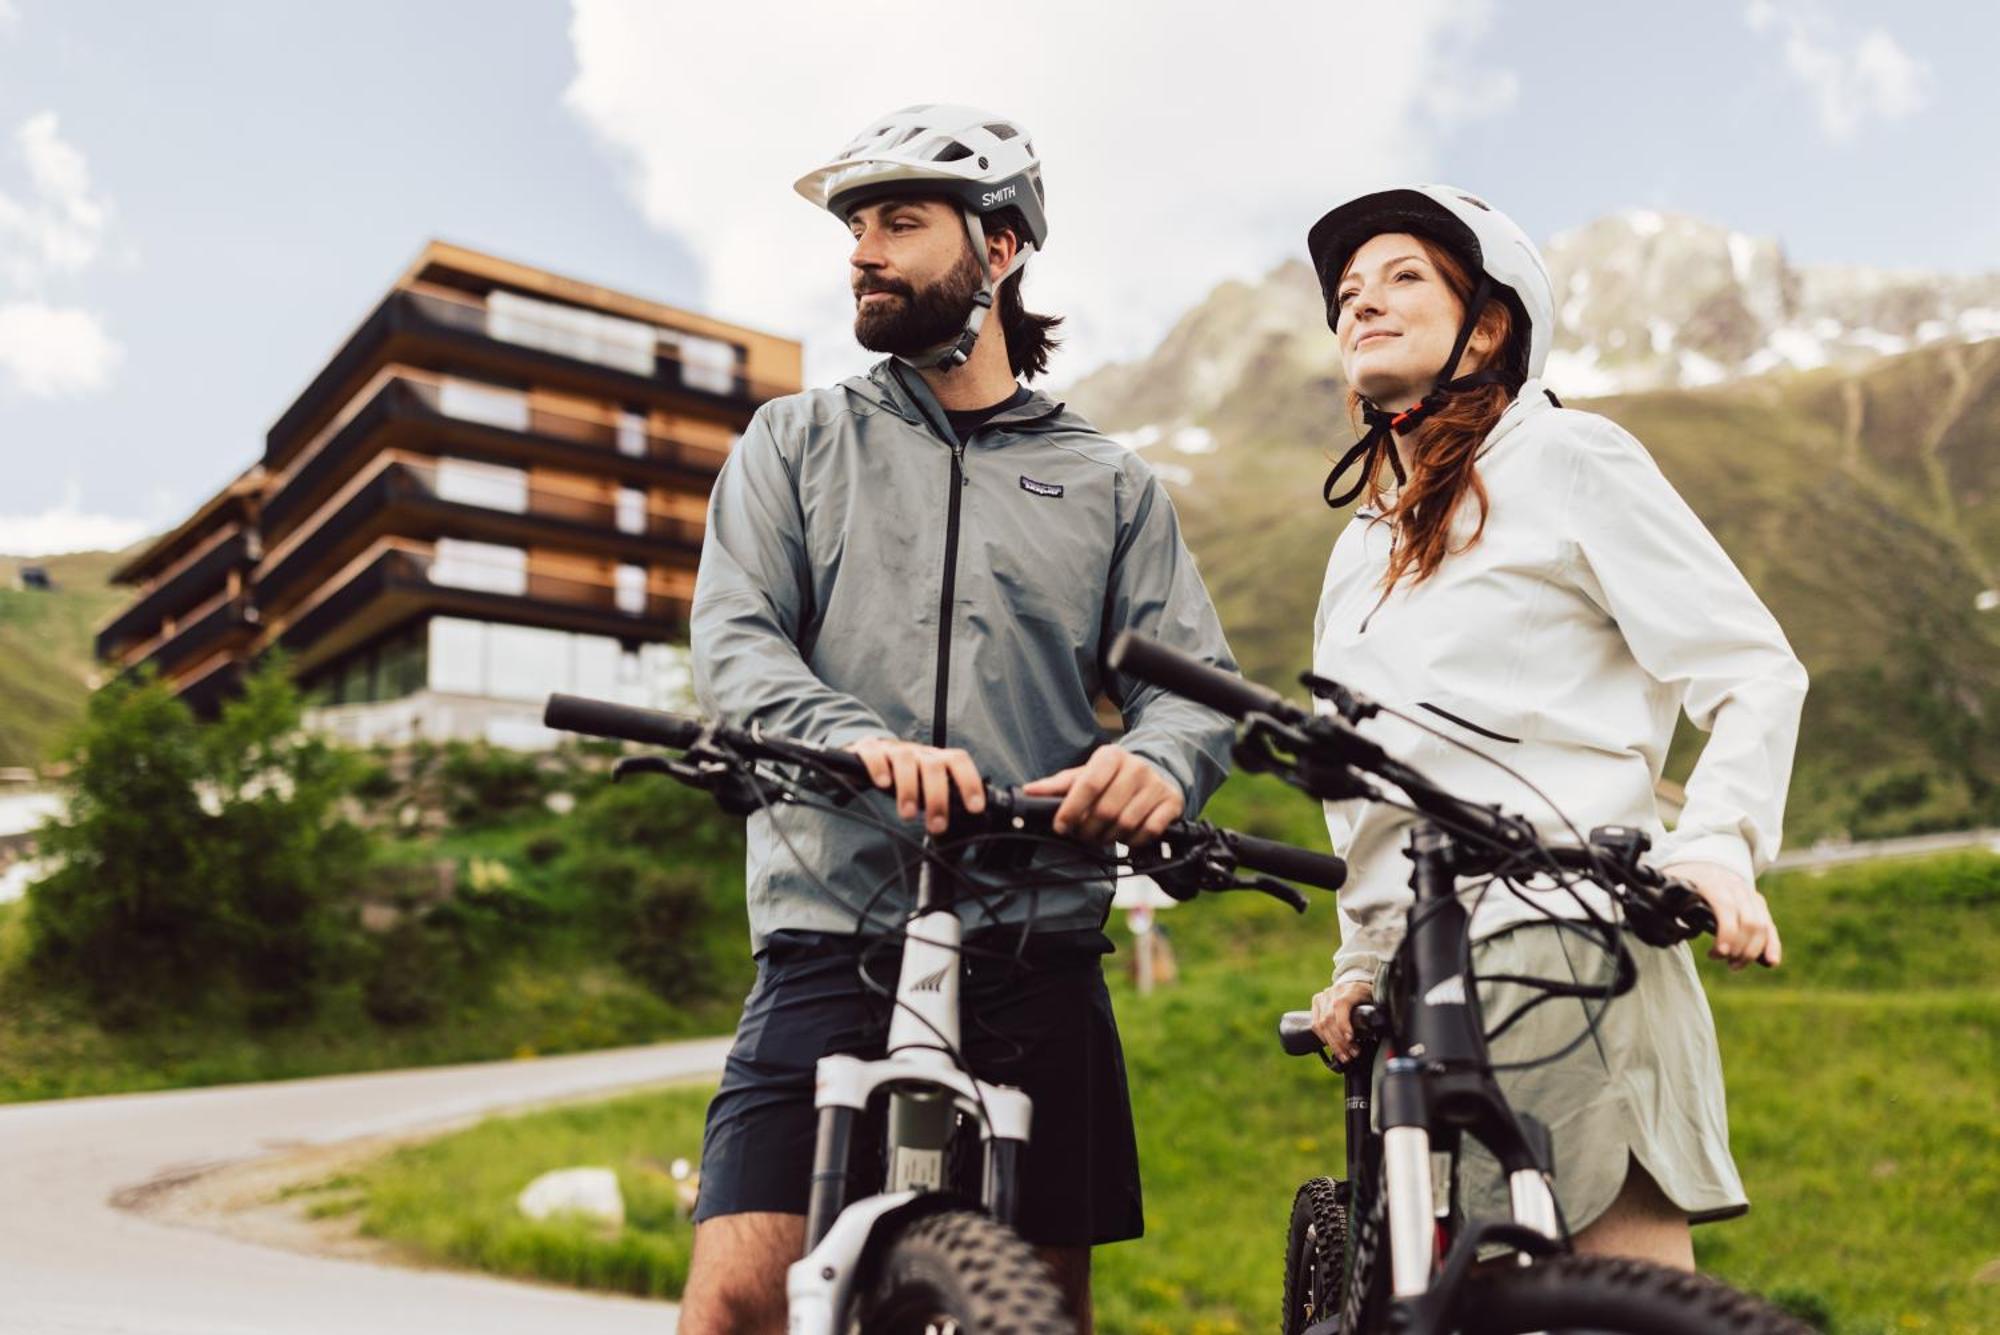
[1322,274,1507,510]
[897,209,1032,372]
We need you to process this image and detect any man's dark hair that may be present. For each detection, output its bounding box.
[984,207,1063,381]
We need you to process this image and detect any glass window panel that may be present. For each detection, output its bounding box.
[616,486,647,535]
[438,377,529,430]
[615,563,648,616]
[673,332,738,394]
[434,457,528,513]
[428,616,487,695]
[616,409,647,458]
[486,290,657,376]
[572,634,620,699]
[639,642,696,710]
[485,623,571,702]
[430,539,527,596]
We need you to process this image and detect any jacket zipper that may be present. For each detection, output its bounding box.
[932,437,968,747]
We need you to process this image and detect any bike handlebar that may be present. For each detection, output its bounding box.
[540,694,1348,900]
[1109,631,1301,724]
[544,693,709,753]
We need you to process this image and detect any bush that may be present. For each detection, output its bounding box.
[363,919,454,1026]
[27,660,366,1025]
[441,743,549,826]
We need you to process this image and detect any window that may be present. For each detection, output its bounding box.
[428,616,487,695]
[616,563,648,615]
[671,332,738,395]
[616,409,648,458]
[572,635,621,699]
[434,457,528,513]
[639,642,697,710]
[486,290,656,377]
[438,377,529,431]
[430,539,527,596]
[616,486,647,535]
[486,623,570,703]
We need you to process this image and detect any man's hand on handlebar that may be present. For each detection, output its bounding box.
[846,738,986,834]
[1023,744,1183,845]
[1309,977,1375,1065]
[1662,859,1782,970]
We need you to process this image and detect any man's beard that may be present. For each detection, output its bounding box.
[853,248,983,358]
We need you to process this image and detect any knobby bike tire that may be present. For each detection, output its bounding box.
[1283,1177,1348,1334]
[850,1209,1074,1334]
[1454,1253,1815,1333]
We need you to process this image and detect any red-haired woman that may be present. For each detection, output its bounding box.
[1301,186,1809,1268]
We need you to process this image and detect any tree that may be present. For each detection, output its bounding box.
[27,661,365,1025]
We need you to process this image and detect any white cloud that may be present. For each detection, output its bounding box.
[0,1,18,30]
[0,112,122,397]
[0,300,121,396]
[1746,0,1930,142]
[563,0,1514,383]
[0,483,151,558]
[0,112,111,287]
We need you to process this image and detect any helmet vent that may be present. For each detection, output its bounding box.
[931,140,974,163]
[891,126,924,148]
[984,122,1019,141]
[1456,193,1492,211]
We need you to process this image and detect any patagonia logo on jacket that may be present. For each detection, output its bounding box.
[1019,475,1064,498]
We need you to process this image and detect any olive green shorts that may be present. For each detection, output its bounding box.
[1424,922,1750,1238]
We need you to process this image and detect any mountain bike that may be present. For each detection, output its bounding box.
[1102,633,1812,1335]
[542,692,1347,1335]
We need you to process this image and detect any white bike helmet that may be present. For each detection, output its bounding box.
[796,104,1049,370]
[1306,184,1553,381]
[1305,185,1556,508]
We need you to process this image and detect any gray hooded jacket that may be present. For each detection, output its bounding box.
[692,359,1237,947]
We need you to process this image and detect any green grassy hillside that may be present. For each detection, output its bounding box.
[0,550,131,768]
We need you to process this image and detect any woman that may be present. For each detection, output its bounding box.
[1301,185,1808,1268]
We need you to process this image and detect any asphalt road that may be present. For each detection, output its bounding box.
[0,1037,731,1334]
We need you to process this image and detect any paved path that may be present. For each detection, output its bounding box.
[0,1038,731,1334]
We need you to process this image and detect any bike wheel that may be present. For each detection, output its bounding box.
[849,1209,1075,1334]
[1282,1177,1347,1334]
[1455,1254,1813,1333]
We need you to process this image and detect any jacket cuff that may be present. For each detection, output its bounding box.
[1656,832,1759,886]
[819,720,897,750]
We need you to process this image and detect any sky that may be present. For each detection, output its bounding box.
[0,0,1992,555]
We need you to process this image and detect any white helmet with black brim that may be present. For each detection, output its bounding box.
[1304,184,1556,509]
[797,104,1049,370]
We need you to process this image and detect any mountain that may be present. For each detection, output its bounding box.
[0,550,131,769]
[1544,212,2000,394]
[1062,238,2000,843]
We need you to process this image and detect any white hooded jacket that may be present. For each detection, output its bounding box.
[1313,381,1809,988]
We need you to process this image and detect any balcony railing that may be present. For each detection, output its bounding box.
[267,283,794,466]
[96,525,252,660]
[273,539,693,663]
[116,586,254,675]
[256,453,703,609]
[260,371,732,540]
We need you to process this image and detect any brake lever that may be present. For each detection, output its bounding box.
[1232,874,1309,914]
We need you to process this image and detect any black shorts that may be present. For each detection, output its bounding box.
[694,928,1143,1248]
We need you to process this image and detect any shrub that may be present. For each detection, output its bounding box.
[441,742,548,826]
[364,919,453,1025]
[27,660,365,1025]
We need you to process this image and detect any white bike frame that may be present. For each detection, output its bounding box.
[784,906,1034,1335]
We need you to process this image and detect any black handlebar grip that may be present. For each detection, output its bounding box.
[543,694,706,750]
[1224,831,1348,891]
[1278,1009,1324,1056]
[1106,631,1294,722]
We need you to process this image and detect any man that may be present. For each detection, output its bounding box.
[683,104,1236,1333]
